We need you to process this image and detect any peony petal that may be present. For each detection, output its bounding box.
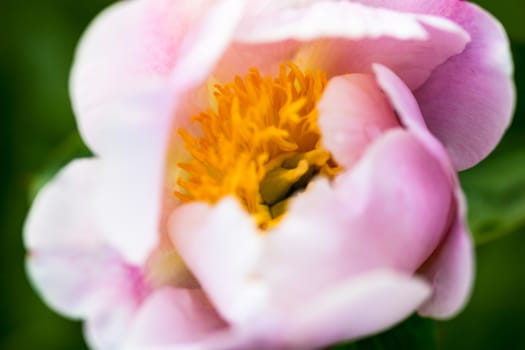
[169,198,268,325]
[24,159,103,251]
[372,63,451,170]
[70,0,174,154]
[84,295,138,350]
[372,63,474,318]
[357,0,515,169]
[235,1,470,90]
[169,0,247,90]
[418,190,474,319]
[70,0,248,264]
[263,130,453,309]
[414,3,515,170]
[124,288,226,349]
[71,0,246,156]
[287,270,431,349]
[317,73,400,168]
[27,246,136,319]
[24,159,145,349]
[28,248,144,350]
[212,41,300,84]
[352,0,458,13]
[87,82,173,264]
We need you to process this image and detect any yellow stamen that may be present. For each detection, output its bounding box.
[175,62,341,229]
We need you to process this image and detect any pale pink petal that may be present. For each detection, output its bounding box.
[124,288,227,349]
[414,3,515,170]
[418,190,474,319]
[264,130,453,308]
[210,3,309,83]
[169,198,268,324]
[235,1,470,90]
[70,0,174,154]
[70,0,249,264]
[212,41,300,84]
[87,82,173,264]
[24,159,102,250]
[169,0,248,91]
[287,270,431,349]
[372,64,450,169]
[27,247,135,319]
[84,294,138,350]
[317,73,400,168]
[351,0,458,13]
[372,63,474,318]
[356,0,515,169]
[24,160,146,349]
[72,0,246,156]
[243,0,317,16]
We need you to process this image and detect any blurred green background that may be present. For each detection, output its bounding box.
[1,0,524,349]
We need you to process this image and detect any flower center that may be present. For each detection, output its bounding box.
[175,63,340,229]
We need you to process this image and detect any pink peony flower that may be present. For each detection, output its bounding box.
[25,0,514,349]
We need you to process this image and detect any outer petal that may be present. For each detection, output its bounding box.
[70,0,175,153]
[71,0,247,264]
[286,270,431,349]
[71,0,247,156]
[124,288,227,349]
[372,64,448,166]
[168,0,247,90]
[85,295,139,350]
[235,1,470,90]
[418,190,474,319]
[415,3,515,170]
[317,73,399,168]
[356,0,515,169]
[24,159,146,349]
[263,130,452,309]
[169,198,268,325]
[24,159,102,251]
[372,64,474,318]
[87,81,173,264]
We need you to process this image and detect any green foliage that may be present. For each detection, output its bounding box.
[461,135,525,245]
[333,315,437,350]
[28,132,91,202]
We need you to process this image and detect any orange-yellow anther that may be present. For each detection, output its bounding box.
[175,63,340,229]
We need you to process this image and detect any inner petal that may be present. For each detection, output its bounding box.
[174,63,340,229]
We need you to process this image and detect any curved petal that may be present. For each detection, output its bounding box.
[414,3,515,170]
[24,159,103,251]
[372,63,451,169]
[317,73,400,168]
[87,82,173,264]
[287,270,431,349]
[168,0,247,90]
[71,0,247,156]
[70,0,175,153]
[70,0,248,264]
[372,63,474,319]
[352,0,458,13]
[235,1,470,90]
[124,288,227,349]
[169,198,268,325]
[418,190,474,319]
[263,130,453,308]
[84,296,138,350]
[24,159,146,349]
[357,0,515,169]
[212,41,300,84]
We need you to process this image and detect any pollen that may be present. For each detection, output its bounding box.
[175,62,341,229]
